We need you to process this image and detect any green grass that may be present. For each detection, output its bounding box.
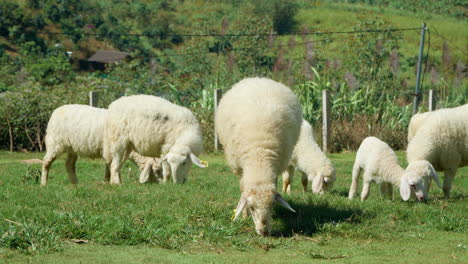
[0,151,466,263]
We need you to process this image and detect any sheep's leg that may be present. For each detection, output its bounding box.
[41,151,58,186]
[301,172,308,193]
[65,152,78,184]
[162,161,171,183]
[348,164,361,199]
[380,183,393,199]
[282,166,294,194]
[443,168,457,199]
[360,171,372,201]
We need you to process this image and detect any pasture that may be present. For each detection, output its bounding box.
[0,151,466,263]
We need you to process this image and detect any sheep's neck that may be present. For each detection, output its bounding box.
[242,164,277,187]
[380,159,405,185]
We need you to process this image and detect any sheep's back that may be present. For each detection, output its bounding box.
[106,95,201,156]
[215,77,302,174]
[45,104,107,158]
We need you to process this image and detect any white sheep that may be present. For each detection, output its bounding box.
[407,111,431,143]
[41,104,162,186]
[215,77,302,236]
[103,95,206,185]
[348,137,441,201]
[282,119,336,194]
[406,103,468,198]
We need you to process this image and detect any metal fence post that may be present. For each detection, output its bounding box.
[428,89,436,111]
[322,90,330,153]
[214,89,223,152]
[89,91,98,107]
[412,23,427,115]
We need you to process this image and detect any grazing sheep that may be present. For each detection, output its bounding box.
[407,104,468,198]
[407,111,432,143]
[282,119,336,194]
[215,77,302,236]
[348,137,441,201]
[41,105,162,186]
[104,95,206,185]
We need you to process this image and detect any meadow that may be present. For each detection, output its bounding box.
[0,151,466,263]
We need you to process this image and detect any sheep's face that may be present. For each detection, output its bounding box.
[163,145,207,184]
[247,192,274,236]
[322,167,336,193]
[405,172,427,201]
[402,160,442,202]
[234,190,295,236]
[164,152,191,184]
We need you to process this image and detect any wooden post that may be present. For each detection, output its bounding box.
[89,91,98,107]
[322,90,331,153]
[214,89,223,152]
[428,89,436,111]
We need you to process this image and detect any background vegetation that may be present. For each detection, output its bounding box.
[0,0,466,152]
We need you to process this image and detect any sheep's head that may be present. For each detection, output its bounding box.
[233,189,295,236]
[162,145,206,184]
[312,166,336,194]
[139,158,163,184]
[400,160,442,202]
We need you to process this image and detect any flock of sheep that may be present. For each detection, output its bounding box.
[39,77,467,236]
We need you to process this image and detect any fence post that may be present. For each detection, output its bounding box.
[322,90,330,153]
[214,89,223,152]
[412,23,427,115]
[89,91,98,107]
[428,89,436,111]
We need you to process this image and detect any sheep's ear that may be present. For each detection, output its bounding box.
[233,195,247,221]
[139,162,152,184]
[275,193,296,213]
[428,163,442,189]
[190,153,207,168]
[312,173,324,194]
[399,176,411,201]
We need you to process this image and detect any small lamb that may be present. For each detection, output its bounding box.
[282,119,336,194]
[348,137,441,201]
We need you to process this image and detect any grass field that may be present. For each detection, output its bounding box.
[0,151,466,263]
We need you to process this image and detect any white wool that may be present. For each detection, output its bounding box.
[407,111,432,143]
[348,137,421,201]
[406,103,468,198]
[215,77,302,236]
[282,119,336,194]
[41,105,161,186]
[104,95,204,184]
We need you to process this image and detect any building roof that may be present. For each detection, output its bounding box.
[88,50,129,63]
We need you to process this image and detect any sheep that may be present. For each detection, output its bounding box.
[282,119,336,194]
[407,111,432,143]
[103,95,206,185]
[348,137,441,201]
[406,103,468,198]
[41,104,162,186]
[215,77,302,236]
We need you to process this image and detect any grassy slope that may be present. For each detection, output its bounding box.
[0,151,466,263]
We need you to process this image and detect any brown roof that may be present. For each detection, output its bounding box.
[88,50,129,63]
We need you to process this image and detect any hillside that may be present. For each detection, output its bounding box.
[0,0,466,152]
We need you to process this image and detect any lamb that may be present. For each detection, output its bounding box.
[41,104,162,186]
[282,119,336,194]
[215,77,302,236]
[103,95,206,185]
[406,103,468,198]
[348,137,441,201]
